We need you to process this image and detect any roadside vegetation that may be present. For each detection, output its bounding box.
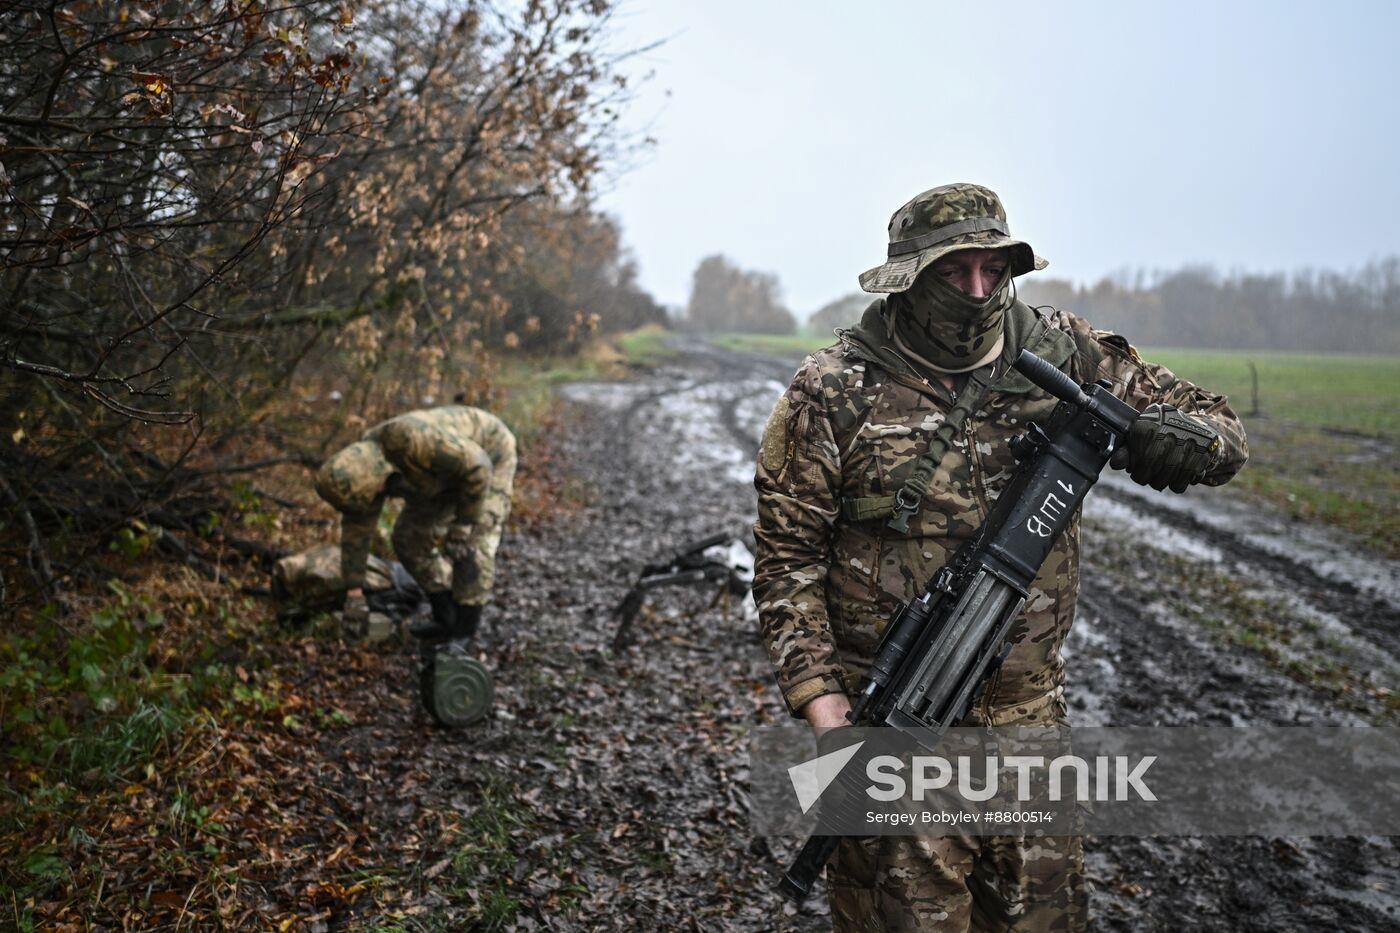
[0,0,666,925]
[0,331,656,931]
[614,323,678,367]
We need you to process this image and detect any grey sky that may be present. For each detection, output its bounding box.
[594,1,1400,317]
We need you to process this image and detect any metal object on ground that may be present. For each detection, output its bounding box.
[364,612,397,643]
[420,640,494,727]
[612,533,757,650]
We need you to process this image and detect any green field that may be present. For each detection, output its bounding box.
[715,333,1400,556]
[1156,349,1400,558]
[1141,348,1400,438]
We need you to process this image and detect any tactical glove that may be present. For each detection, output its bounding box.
[444,526,481,593]
[454,603,483,643]
[812,727,871,834]
[443,524,474,562]
[412,590,459,640]
[1111,403,1220,493]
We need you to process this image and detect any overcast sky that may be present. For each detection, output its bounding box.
[592,1,1400,317]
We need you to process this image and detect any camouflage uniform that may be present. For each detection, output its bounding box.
[316,406,517,606]
[754,185,1248,931]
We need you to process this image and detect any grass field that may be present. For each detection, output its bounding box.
[1141,349,1400,438]
[715,332,1400,557]
[614,323,676,366]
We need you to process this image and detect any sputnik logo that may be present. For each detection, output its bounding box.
[787,740,865,814]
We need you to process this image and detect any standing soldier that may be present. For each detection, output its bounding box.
[315,405,517,648]
[754,183,1248,930]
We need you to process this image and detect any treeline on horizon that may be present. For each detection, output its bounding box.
[1016,260,1400,354]
[796,259,1400,354]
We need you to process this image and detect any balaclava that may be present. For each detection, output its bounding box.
[886,260,1012,374]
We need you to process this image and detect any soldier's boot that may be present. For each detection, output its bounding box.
[451,603,482,644]
[410,590,459,641]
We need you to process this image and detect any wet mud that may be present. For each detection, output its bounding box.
[381,337,1398,930]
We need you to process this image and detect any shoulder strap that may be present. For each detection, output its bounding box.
[839,362,1000,531]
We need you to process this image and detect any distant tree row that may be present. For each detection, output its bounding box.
[682,254,796,334]
[794,261,1400,353]
[1017,261,1400,353]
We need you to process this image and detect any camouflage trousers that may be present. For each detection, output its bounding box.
[391,470,514,605]
[828,690,1085,932]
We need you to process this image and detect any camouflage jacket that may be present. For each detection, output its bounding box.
[317,406,517,591]
[753,299,1248,720]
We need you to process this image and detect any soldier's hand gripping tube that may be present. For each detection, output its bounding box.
[777,349,1139,903]
[1112,403,1221,493]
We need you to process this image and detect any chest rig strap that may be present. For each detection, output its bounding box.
[838,364,1001,532]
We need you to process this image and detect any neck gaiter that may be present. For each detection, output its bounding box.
[887,267,1012,374]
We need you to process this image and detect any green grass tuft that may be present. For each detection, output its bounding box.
[616,324,676,365]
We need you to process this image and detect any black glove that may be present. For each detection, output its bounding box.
[454,603,483,643]
[1110,403,1220,493]
[812,727,871,834]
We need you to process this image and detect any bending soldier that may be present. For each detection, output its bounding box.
[754,183,1248,931]
[315,405,517,644]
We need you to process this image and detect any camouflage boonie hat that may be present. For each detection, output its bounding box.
[315,439,392,513]
[858,182,1048,293]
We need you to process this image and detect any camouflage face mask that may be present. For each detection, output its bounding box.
[888,266,1012,373]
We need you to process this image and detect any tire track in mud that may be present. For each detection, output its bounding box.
[672,338,794,456]
[1094,479,1399,652]
[588,342,790,490]
[1071,576,1400,932]
[541,345,835,929]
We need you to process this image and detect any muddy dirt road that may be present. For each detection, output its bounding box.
[377,337,1399,930]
